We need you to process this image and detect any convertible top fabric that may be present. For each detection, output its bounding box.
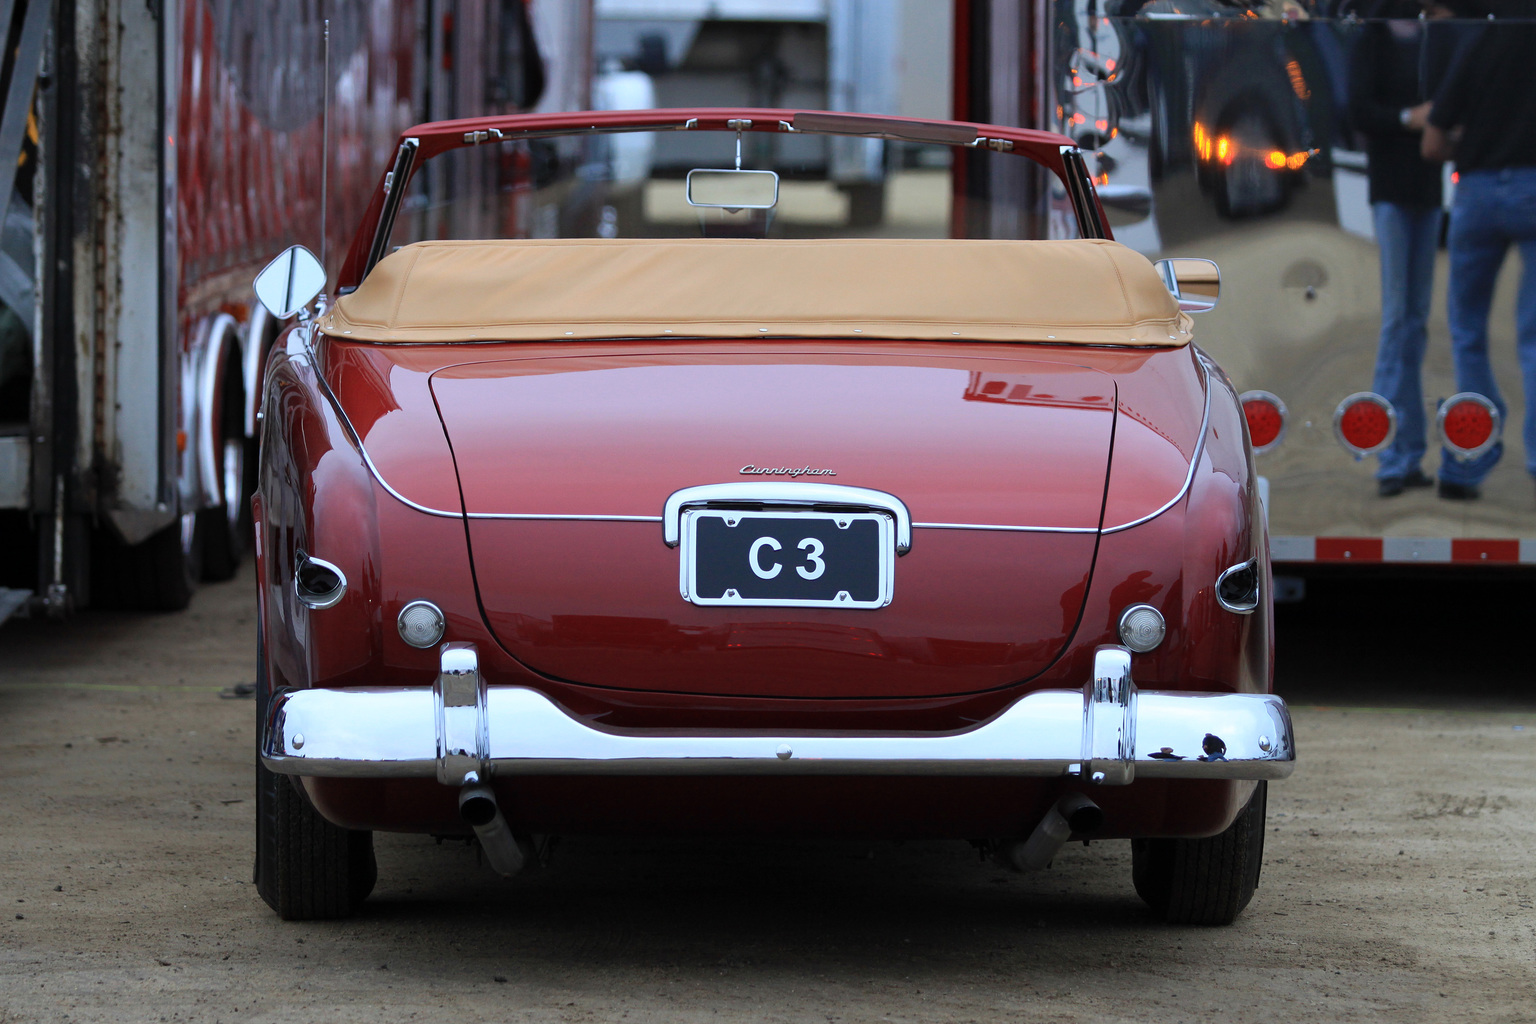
[318,237,1192,347]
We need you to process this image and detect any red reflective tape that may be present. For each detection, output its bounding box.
[1314,537,1382,562]
[1451,539,1520,563]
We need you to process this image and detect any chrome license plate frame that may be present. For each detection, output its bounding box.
[679,508,894,609]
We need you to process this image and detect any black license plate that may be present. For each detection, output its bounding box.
[680,510,894,608]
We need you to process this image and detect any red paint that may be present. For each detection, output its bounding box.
[1451,539,1520,563]
[1314,537,1383,562]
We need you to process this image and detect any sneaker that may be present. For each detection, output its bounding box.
[1437,480,1480,500]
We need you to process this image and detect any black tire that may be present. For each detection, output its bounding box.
[1132,781,1267,926]
[254,627,376,920]
[91,514,202,612]
[200,380,249,582]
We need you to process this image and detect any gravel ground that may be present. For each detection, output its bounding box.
[1,568,1532,1023]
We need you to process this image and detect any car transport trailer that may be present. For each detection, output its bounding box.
[956,0,1536,578]
[0,0,575,625]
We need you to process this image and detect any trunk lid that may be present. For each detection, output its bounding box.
[431,348,1114,698]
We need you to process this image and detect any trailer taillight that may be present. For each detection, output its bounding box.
[1239,391,1287,453]
[1334,393,1396,456]
[1437,392,1501,459]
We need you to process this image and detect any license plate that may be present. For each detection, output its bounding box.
[680,509,894,608]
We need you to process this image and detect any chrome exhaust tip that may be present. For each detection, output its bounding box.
[1007,793,1104,872]
[457,782,526,878]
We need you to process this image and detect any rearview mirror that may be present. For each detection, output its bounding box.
[1154,257,1220,313]
[685,168,780,211]
[254,245,327,320]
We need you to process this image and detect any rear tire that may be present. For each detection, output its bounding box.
[253,626,376,920]
[1132,781,1267,925]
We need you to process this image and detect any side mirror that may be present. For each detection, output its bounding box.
[1154,257,1220,313]
[253,245,327,320]
[685,168,780,211]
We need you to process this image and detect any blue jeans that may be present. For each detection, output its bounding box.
[1439,166,1536,486]
[1371,202,1440,481]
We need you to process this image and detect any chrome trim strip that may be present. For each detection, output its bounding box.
[912,521,1097,534]
[664,482,913,554]
[303,332,1208,538]
[1100,356,1213,535]
[261,658,1294,782]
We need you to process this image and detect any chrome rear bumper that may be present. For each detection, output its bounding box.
[261,644,1294,786]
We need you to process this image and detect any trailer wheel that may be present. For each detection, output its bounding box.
[254,625,376,920]
[91,513,201,612]
[200,375,249,581]
[1131,781,1267,925]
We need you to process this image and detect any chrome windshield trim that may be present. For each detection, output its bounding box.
[1099,355,1212,535]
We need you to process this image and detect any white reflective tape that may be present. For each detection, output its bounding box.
[1270,536,1315,562]
[1382,537,1452,563]
[1521,540,1536,564]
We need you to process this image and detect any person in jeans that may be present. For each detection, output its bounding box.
[1349,0,1447,496]
[1423,4,1536,499]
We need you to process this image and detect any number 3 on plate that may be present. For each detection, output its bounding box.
[796,537,826,580]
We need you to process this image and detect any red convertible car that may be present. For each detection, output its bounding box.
[251,109,1293,925]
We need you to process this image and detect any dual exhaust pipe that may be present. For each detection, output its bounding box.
[1004,793,1104,872]
[459,783,1101,878]
[458,782,528,877]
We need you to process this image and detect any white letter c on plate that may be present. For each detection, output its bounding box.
[750,537,783,579]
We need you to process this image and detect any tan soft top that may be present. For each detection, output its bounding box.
[319,237,1192,347]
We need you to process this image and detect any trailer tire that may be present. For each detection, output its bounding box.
[1131,781,1267,925]
[202,399,250,580]
[91,514,202,612]
[253,625,376,920]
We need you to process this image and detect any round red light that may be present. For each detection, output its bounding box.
[1239,390,1287,453]
[1334,393,1396,455]
[1437,392,1500,457]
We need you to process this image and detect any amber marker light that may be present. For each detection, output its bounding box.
[1437,392,1500,460]
[1334,392,1397,457]
[1239,391,1287,454]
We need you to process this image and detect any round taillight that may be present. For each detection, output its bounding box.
[1334,392,1397,456]
[1437,392,1500,459]
[1239,390,1287,453]
[398,600,446,648]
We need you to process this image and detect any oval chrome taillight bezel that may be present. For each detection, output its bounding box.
[293,553,347,610]
[1333,392,1397,457]
[1239,390,1287,454]
[1436,392,1501,460]
[1216,558,1260,615]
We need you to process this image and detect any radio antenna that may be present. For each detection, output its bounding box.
[320,17,331,274]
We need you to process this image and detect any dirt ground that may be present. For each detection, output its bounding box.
[1,568,1533,1024]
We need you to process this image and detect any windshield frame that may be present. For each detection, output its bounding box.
[335,108,1108,291]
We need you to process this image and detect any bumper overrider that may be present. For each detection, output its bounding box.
[262,644,1295,786]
